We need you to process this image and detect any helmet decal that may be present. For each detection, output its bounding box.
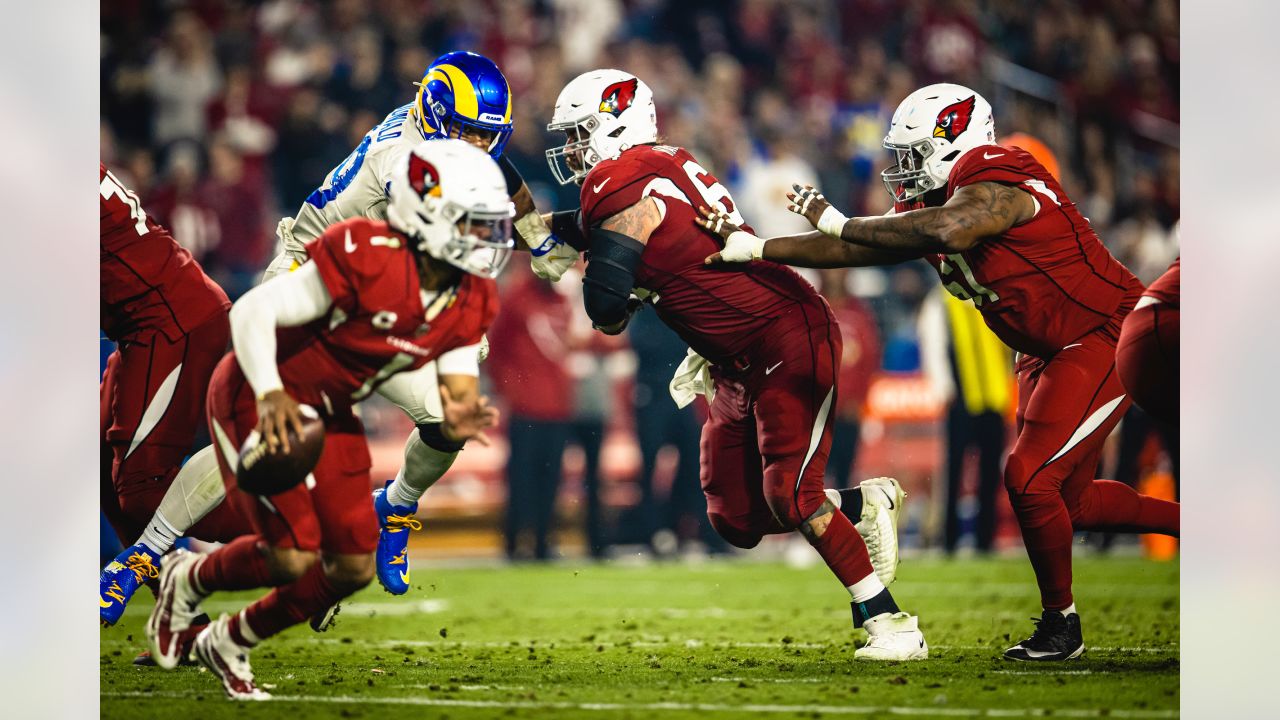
[599,78,639,118]
[408,153,442,198]
[933,96,977,142]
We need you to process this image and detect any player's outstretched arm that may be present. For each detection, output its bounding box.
[787,182,1035,254]
[697,206,917,269]
[230,262,333,454]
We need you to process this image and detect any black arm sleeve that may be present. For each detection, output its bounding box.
[582,227,644,329]
[551,209,588,251]
[497,154,524,196]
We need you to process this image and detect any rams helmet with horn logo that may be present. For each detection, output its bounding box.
[415,51,515,158]
[881,83,995,202]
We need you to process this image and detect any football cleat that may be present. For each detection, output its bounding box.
[99,544,161,627]
[372,480,422,595]
[133,612,209,666]
[828,477,905,585]
[1004,610,1085,662]
[854,611,929,661]
[194,615,270,700]
[310,601,341,633]
[145,549,207,670]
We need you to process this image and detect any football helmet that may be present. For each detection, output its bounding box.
[881,83,995,202]
[415,51,514,158]
[387,139,515,279]
[545,69,658,185]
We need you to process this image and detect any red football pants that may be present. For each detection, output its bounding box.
[100,313,249,545]
[205,354,378,556]
[1006,312,1180,610]
[1115,299,1179,431]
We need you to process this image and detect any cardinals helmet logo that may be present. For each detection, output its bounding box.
[599,78,639,118]
[408,153,442,198]
[933,96,977,142]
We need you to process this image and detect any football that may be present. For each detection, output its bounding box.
[235,404,325,496]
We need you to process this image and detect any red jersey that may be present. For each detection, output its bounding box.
[266,217,498,413]
[579,145,833,365]
[897,146,1142,358]
[100,164,230,342]
[1143,257,1179,307]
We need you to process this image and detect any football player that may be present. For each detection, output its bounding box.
[544,69,927,660]
[1116,255,1179,436]
[99,165,254,627]
[145,139,508,699]
[700,83,1181,661]
[114,51,579,613]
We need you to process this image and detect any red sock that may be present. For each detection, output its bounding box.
[236,561,344,645]
[1010,491,1075,610]
[807,509,875,587]
[194,536,274,593]
[1071,480,1180,537]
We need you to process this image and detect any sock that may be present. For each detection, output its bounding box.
[238,561,345,644]
[1050,602,1078,617]
[1011,491,1076,610]
[806,508,876,587]
[837,487,865,520]
[194,535,275,594]
[385,431,458,508]
[847,572,885,602]
[850,588,900,627]
[1071,480,1179,537]
[137,511,180,557]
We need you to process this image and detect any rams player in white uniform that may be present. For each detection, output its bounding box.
[101,50,582,629]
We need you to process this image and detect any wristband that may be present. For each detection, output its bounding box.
[817,205,849,237]
[515,212,553,253]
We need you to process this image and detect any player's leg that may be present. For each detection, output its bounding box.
[1116,301,1180,431]
[699,378,777,550]
[755,324,925,660]
[370,361,459,593]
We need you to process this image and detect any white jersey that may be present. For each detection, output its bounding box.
[283,103,425,259]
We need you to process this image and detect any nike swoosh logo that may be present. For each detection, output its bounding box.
[400,570,410,584]
[919,639,925,648]
[765,361,782,375]
[592,178,611,194]
[344,229,356,253]
[983,152,1004,159]
[99,598,113,608]
[882,489,895,510]
[1021,648,1061,658]
[1061,343,1083,351]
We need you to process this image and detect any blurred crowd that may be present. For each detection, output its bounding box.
[100,0,1180,556]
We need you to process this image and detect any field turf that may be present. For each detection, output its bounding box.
[101,554,1178,718]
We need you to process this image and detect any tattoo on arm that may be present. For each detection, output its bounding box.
[761,231,921,268]
[842,182,1035,253]
[600,197,663,244]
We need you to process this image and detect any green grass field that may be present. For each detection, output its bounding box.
[101,554,1178,719]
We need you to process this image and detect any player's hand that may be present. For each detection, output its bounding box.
[256,389,305,456]
[695,204,742,242]
[440,385,501,446]
[786,184,831,228]
[529,234,580,282]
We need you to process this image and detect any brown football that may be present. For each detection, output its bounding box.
[236,405,325,496]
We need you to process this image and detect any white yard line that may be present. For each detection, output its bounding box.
[308,637,1177,654]
[101,691,1178,717]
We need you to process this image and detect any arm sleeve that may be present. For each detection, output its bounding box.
[436,342,482,377]
[497,154,525,197]
[583,227,645,328]
[230,261,333,398]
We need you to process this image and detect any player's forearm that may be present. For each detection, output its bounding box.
[761,231,916,268]
[231,263,332,397]
[832,209,970,254]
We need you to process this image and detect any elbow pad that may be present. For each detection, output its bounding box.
[550,209,588,251]
[497,154,524,196]
[583,228,644,328]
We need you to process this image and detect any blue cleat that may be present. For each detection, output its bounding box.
[372,480,422,595]
[99,544,161,627]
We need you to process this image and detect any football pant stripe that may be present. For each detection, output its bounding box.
[1045,394,1126,464]
[124,363,183,459]
[793,385,835,497]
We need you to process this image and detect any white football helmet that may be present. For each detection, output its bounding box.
[387,139,515,278]
[881,83,995,202]
[545,69,658,185]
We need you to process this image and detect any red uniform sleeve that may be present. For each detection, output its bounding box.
[949,144,1042,190]
[578,150,665,231]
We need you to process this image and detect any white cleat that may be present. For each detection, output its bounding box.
[145,549,207,670]
[855,611,928,661]
[193,615,271,701]
[828,476,905,585]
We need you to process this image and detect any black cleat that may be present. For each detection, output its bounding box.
[1004,610,1085,661]
[310,601,341,632]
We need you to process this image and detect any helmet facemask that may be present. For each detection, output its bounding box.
[407,196,514,280]
[415,83,514,157]
[545,114,604,186]
[881,139,942,203]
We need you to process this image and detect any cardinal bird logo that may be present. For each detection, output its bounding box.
[934,96,977,142]
[599,78,639,118]
[408,153,442,198]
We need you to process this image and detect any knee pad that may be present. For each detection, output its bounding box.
[417,422,466,453]
[707,512,763,549]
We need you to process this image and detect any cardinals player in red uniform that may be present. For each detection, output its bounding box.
[1116,255,1179,435]
[701,83,1180,662]
[545,69,928,660]
[145,139,509,699]
[100,165,253,626]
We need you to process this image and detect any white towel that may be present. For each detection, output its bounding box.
[669,348,715,409]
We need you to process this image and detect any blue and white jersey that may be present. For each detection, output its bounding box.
[284,103,425,258]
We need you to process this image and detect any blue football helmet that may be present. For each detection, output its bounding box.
[415,51,514,158]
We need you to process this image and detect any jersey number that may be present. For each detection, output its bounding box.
[642,158,746,225]
[306,135,372,209]
[938,254,1000,306]
[100,171,148,236]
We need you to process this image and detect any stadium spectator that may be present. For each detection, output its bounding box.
[821,269,882,491]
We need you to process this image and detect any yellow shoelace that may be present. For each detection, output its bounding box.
[125,552,160,583]
[384,514,422,533]
[389,552,407,566]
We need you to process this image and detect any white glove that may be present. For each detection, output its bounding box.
[517,212,580,282]
[718,230,766,263]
